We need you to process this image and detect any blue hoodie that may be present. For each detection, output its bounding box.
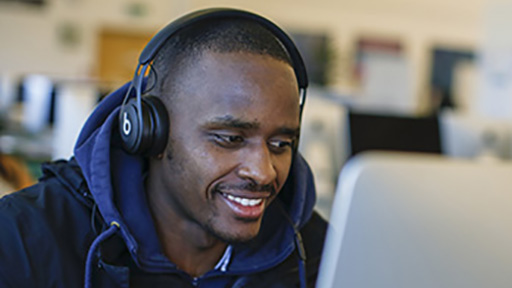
[0,82,327,288]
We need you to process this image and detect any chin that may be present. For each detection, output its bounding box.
[211,224,262,244]
[222,232,259,244]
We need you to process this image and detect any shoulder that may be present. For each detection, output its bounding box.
[0,159,92,227]
[0,161,94,287]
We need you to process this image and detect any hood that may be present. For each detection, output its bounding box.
[73,81,317,273]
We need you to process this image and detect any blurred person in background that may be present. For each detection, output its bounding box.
[0,153,34,197]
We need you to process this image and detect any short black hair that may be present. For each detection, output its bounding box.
[149,17,293,102]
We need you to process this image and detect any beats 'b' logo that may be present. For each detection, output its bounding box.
[122,112,132,136]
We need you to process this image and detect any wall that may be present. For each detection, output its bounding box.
[0,0,486,106]
[0,0,190,77]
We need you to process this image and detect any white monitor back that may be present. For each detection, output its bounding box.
[439,110,512,160]
[317,152,512,288]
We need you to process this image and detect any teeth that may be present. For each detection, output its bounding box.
[225,194,263,207]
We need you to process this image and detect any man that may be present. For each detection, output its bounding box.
[0,9,327,287]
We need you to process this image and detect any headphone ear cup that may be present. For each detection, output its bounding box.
[118,96,169,156]
[141,96,170,156]
[119,97,143,154]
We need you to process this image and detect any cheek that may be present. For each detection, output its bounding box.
[176,144,235,190]
[275,155,293,188]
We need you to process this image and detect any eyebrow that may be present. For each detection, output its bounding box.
[206,115,260,130]
[276,127,301,138]
[205,115,300,138]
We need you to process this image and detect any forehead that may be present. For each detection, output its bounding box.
[169,51,300,127]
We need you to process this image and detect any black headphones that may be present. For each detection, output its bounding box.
[118,8,309,156]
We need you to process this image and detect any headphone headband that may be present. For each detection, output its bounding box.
[120,8,308,156]
[139,8,308,90]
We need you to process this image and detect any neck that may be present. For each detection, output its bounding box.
[146,174,228,277]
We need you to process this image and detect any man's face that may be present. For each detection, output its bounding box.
[154,51,300,243]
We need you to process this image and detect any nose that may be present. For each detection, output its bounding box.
[237,143,277,185]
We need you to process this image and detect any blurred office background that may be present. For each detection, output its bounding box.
[2,0,512,216]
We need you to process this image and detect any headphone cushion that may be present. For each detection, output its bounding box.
[141,96,170,156]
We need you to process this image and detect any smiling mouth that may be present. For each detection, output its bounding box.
[223,193,263,206]
[218,192,267,219]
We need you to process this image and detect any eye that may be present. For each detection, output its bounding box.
[268,139,293,153]
[212,133,244,148]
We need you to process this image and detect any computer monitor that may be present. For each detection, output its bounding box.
[439,110,512,160]
[20,74,55,133]
[348,111,442,157]
[289,32,331,86]
[317,152,512,288]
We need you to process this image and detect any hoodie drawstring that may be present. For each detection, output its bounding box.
[294,229,307,288]
[276,201,308,288]
[84,221,120,288]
